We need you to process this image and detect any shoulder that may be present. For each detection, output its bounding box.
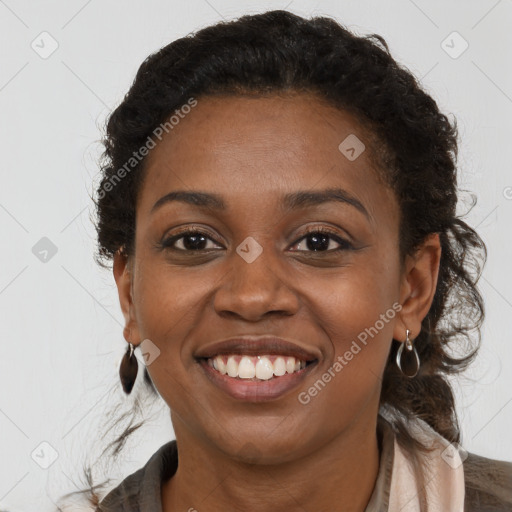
[95,466,145,512]
[96,440,178,512]
[378,411,512,511]
[463,451,512,511]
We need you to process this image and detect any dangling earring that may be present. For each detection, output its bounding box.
[119,342,139,394]
[396,329,420,378]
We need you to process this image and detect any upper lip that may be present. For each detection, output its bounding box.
[195,336,320,362]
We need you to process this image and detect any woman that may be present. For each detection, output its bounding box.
[59,9,511,512]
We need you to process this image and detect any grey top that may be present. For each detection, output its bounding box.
[96,416,512,512]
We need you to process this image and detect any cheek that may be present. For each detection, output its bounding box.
[306,244,400,336]
[300,252,400,396]
[289,276,399,452]
[131,261,211,396]
[130,265,209,422]
[297,293,397,436]
[133,259,208,337]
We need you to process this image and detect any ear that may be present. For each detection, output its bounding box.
[113,249,141,345]
[393,233,441,342]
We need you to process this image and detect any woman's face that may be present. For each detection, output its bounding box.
[115,92,417,462]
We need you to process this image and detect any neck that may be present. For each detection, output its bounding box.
[162,414,381,512]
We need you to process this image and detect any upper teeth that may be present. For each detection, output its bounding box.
[208,355,307,380]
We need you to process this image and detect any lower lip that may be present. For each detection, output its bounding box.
[198,359,318,402]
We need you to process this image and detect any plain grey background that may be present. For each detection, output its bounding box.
[1,1,511,510]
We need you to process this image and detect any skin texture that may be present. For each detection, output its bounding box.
[113,93,441,512]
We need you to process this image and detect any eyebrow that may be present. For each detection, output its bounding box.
[150,187,370,220]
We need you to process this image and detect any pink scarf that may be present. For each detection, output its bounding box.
[388,417,465,511]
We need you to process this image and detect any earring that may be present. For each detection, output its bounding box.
[396,329,420,378]
[119,342,139,394]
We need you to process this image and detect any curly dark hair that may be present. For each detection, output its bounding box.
[55,9,486,510]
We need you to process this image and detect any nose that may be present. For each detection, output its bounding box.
[213,241,300,322]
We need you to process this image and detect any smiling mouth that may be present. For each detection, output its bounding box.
[200,354,317,381]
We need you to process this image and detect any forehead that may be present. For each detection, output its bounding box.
[138,93,396,224]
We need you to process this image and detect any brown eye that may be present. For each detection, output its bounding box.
[290,229,353,252]
[161,230,223,251]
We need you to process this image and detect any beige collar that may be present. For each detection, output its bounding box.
[388,415,465,512]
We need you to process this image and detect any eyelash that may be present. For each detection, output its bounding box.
[157,226,354,253]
